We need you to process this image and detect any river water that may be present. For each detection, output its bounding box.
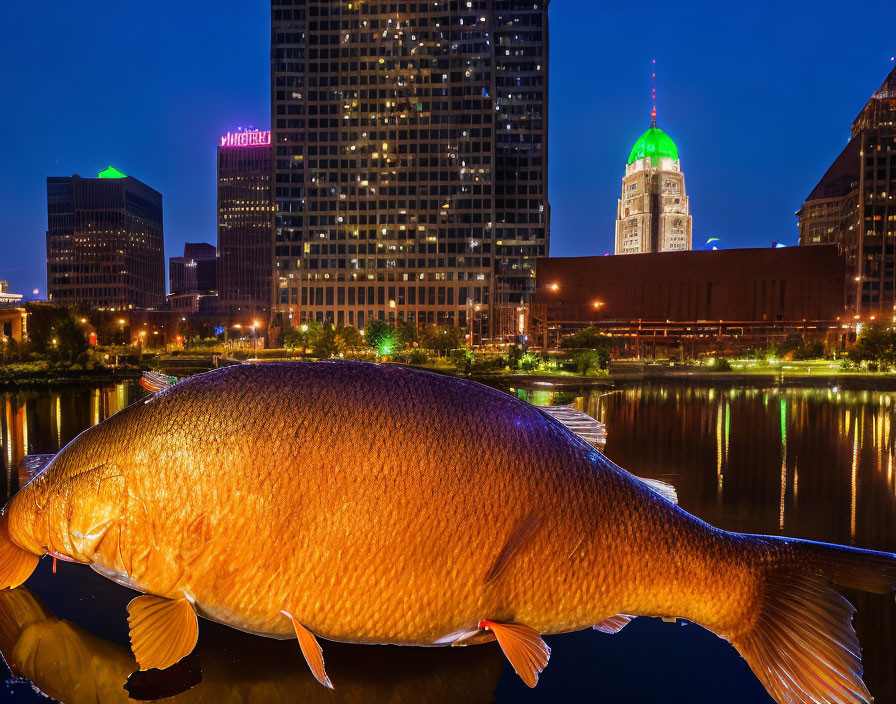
[1,379,894,703]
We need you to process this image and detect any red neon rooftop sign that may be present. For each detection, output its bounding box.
[220,130,271,147]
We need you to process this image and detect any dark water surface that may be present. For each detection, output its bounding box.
[1,379,895,703]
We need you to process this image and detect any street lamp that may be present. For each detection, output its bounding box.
[550,283,559,292]
[466,298,475,347]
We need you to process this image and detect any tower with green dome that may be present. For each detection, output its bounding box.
[615,117,692,255]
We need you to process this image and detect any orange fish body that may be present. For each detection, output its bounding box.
[1,362,895,703]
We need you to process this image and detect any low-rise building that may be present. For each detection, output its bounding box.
[531,246,846,353]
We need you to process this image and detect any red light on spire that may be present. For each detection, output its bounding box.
[650,59,657,126]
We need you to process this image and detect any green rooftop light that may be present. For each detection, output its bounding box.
[626,126,678,165]
[97,165,127,179]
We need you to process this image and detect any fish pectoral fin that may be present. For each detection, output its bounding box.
[281,611,334,689]
[127,595,198,671]
[19,454,55,480]
[0,515,39,591]
[484,512,543,584]
[593,614,635,634]
[478,620,550,688]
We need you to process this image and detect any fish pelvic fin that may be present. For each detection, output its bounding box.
[281,611,334,689]
[478,620,549,688]
[592,614,634,634]
[727,537,896,704]
[127,595,198,671]
[0,515,39,591]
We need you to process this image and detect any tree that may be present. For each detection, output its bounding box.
[283,321,324,351]
[420,324,465,352]
[335,325,363,350]
[560,327,612,371]
[560,327,611,351]
[572,350,603,376]
[395,320,418,348]
[25,304,89,363]
[849,323,896,370]
[312,324,340,358]
[365,319,396,355]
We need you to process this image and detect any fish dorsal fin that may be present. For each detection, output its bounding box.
[0,516,39,590]
[593,614,635,634]
[484,512,543,584]
[19,455,55,480]
[538,405,607,446]
[140,371,176,393]
[635,477,678,505]
[478,620,550,688]
[282,611,333,689]
[127,595,198,671]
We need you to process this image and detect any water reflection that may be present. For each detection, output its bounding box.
[515,382,896,699]
[0,384,141,498]
[0,580,504,704]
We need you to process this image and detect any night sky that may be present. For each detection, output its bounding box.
[1,1,894,297]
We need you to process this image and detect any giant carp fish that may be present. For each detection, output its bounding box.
[1,362,895,703]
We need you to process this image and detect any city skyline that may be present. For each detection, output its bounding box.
[1,1,895,298]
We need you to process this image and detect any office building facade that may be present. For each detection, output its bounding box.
[170,242,217,295]
[271,0,549,338]
[46,167,165,310]
[217,131,275,316]
[799,66,896,313]
[169,242,219,313]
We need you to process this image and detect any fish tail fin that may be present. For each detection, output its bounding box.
[0,515,39,591]
[729,537,896,704]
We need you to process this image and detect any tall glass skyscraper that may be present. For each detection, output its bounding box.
[271,0,549,339]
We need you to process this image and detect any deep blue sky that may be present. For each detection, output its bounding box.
[1,1,895,297]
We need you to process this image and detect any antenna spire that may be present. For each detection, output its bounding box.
[651,59,657,127]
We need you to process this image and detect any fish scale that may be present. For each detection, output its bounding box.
[1,362,895,703]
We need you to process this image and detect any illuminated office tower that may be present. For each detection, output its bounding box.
[271,0,550,339]
[615,118,692,255]
[46,167,164,310]
[799,65,896,313]
[217,130,275,316]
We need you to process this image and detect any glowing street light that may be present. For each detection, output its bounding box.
[593,300,605,309]
[550,283,559,292]
[300,324,309,332]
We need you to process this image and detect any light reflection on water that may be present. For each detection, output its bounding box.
[1,381,895,702]
[516,382,896,700]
